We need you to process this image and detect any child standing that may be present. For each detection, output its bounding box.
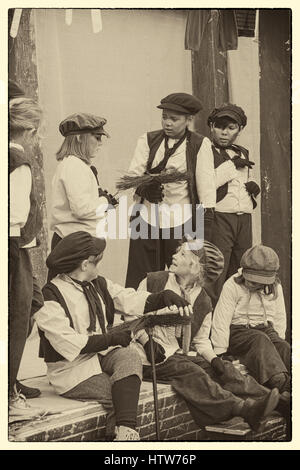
[125,92,215,290]
[196,103,260,304]
[49,112,117,280]
[9,96,44,418]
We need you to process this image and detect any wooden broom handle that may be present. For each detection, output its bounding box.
[182,323,192,356]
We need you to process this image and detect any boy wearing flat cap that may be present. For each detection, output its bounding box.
[212,245,290,410]
[196,103,261,305]
[34,231,191,441]
[49,113,117,280]
[125,92,213,289]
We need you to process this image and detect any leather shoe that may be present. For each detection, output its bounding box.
[241,388,280,431]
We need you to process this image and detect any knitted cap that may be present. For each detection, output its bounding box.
[207,103,247,127]
[59,112,109,137]
[241,245,280,285]
[157,93,202,115]
[184,236,224,282]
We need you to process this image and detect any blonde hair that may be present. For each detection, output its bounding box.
[9,97,42,138]
[56,134,93,163]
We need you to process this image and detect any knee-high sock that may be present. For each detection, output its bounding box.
[112,375,141,429]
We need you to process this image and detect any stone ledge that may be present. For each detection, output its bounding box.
[9,376,287,442]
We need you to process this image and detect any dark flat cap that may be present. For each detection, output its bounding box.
[157,93,202,115]
[59,112,109,137]
[46,231,106,274]
[9,79,25,100]
[207,104,247,127]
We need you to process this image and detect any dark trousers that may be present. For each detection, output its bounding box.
[125,220,183,289]
[228,323,290,386]
[47,232,62,282]
[9,248,33,394]
[206,212,252,307]
[143,354,268,427]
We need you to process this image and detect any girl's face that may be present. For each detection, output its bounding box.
[161,110,192,139]
[169,243,204,283]
[87,133,102,158]
[211,120,241,148]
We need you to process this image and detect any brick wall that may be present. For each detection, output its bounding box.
[9,382,287,442]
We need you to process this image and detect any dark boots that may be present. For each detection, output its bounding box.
[240,388,280,431]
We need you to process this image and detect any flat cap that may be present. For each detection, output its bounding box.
[207,103,247,127]
[46,231,106,274]
[59,112,109,137]
[241,245,280,285]
[157,93,202,115]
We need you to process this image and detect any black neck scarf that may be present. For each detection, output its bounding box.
[213,144,241,161]
[149,129,189,174]
[71,277,106,334]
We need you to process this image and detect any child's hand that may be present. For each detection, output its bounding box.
[245,181,261,198]
[136,182,164,203]
[232,155,255,169]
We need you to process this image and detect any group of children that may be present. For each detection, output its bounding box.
[9,84,291,441]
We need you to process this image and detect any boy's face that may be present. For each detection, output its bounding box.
[210,118,241,148]
[244,279,264,292]
[161,110,191,139]
[169,243,200,279]
[82,253,104,281]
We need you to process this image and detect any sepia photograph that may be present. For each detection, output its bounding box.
[6,6,292,448]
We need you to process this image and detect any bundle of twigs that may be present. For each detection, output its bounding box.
[115,169,191,192]
[107,312,192,336]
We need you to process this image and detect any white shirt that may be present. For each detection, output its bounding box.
[130,273,217,365]
[196,141,255,213]
[9,143,32,237]
[50,155,108,238]
[129,133,207,228]
[34,274,150,394]
[211,270,287,355]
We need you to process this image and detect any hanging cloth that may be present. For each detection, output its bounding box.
[218,10,238,51]
[185,10,211,51]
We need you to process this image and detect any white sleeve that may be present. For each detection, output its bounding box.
[34,301,88,362]
[211,279,238,355]
[195,137,216,208]
[272,284,287,339]
[63,157,108,219]
[10,165,32,236]
[128,134,150,176]
[106,279,150,317]
[215,160,238,188]
[192,312,217,363]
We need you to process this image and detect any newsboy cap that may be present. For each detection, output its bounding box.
[207,103,247,127]
[241,245,280,285]
[183,236,225,283]
[157,93,203,115]
[59,112,109,137]
[46,231,106,274]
